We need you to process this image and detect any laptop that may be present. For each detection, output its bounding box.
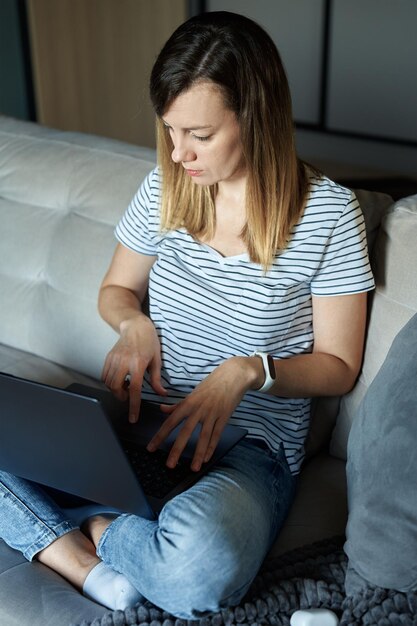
[0,372,247,519]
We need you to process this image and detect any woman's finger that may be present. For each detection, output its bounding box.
[203,419,227,463]
[148,356,168,397]
[126,367,145,423]
[190,418,221,471]
[147,401,198,454]
[166,413,214,469]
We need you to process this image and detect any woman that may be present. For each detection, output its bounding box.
[0,11,374,619]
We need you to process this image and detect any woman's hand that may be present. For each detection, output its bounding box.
[147,356,261,472]
[101,314,167,422]
[98,245,164,422]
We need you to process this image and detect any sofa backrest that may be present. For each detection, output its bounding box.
[330,193,417,459]
[0,116,156,380]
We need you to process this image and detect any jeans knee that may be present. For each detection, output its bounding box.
[135,492,268,617]
[138,526,257,618]
[148,563,252,619]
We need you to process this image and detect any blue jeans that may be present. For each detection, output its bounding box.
[0,439,296,619]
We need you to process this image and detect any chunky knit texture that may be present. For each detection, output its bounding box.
[72,536,417,626]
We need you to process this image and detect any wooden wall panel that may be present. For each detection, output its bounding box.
[27,0,187,147]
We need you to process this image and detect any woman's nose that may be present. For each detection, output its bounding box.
[171,138,196,164]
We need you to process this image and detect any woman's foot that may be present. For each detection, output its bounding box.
[36,529,101,590]
[83,561,143,610]
[36,528,142,610]
[80,516,144,609]
[82,513,116,548]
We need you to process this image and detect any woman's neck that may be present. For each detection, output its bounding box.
[216,174,247,208]
[198,177,248,258]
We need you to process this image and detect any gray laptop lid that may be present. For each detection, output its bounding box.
[0,373,247,519]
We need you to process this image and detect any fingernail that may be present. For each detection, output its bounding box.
[147,443,155,452]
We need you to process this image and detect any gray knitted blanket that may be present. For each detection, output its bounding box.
[74,537,417,626]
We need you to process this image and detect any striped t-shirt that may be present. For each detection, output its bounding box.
[115,167,374,473]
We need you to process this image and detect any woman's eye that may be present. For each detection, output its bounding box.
[192,134,211,142]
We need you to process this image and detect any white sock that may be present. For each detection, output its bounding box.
[83,561,142,610]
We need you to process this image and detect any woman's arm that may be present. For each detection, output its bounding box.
[98,243,154,330]
[253,292,368,398]
[148,292,368,471]
[98,243,166,421]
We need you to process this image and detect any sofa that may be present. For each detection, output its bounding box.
[0,115,416,626]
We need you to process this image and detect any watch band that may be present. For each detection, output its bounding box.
[251,351,276,392]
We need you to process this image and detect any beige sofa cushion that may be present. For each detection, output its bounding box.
[0,117,156,381]
[330,194,417,459]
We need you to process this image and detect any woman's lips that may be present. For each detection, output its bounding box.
[185,169,203,177]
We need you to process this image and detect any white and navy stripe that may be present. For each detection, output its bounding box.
[115,168,374,473]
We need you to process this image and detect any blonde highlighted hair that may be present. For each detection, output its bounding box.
[150,11,309,270]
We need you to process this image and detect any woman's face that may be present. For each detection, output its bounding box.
[162,82,246,187]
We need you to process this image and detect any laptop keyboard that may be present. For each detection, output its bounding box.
[122,441,193,499]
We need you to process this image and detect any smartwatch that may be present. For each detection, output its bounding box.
[251,351,276,393]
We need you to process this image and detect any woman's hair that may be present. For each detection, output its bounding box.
[149,11,308,269]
